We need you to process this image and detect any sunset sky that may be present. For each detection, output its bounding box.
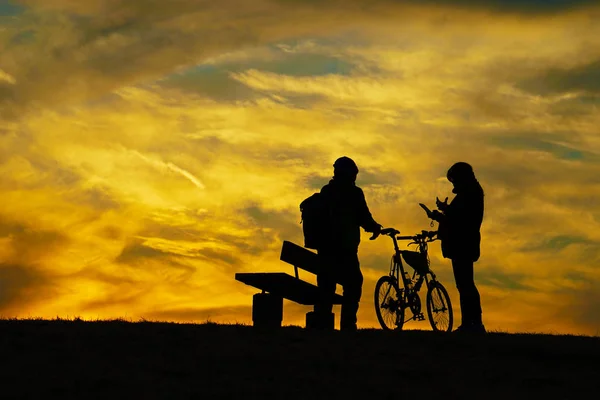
[1,0,600,335]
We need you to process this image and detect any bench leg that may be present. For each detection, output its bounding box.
[252,293,283,328]
[306,310,335,330]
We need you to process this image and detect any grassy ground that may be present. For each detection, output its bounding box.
[1,319,598,399]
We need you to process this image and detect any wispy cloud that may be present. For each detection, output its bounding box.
[0,69,15,84]
[128,149,205,190]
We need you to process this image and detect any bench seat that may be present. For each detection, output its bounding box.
[235,272,343,305]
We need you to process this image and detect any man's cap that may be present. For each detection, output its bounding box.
[333,156,359,174]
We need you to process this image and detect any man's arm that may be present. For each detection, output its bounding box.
[357,188,381,233]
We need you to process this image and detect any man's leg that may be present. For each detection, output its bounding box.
[340,253,363,331]
[315,252,336,329]
[452,259,483,328]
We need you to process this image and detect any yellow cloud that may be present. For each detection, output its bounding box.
[1,0,600,335]
[0,69,16,84]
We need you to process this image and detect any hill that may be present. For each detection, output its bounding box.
[0,319,598,399]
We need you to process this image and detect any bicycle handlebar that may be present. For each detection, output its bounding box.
[380,228,400,236]
[373,228,438,242]
[396,235,414,240]
[398,230,438,241]
[370,203,440,242]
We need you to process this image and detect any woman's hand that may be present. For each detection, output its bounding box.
[436,197,449,211]
[430,210,444,221]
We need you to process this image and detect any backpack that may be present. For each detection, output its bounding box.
[299,193,330,250]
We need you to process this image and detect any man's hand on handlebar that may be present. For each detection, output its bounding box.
[369,224,383,240]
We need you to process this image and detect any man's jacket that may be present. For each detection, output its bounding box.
[319,178,380,253]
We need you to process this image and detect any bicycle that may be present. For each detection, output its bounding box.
[373,223,453,332]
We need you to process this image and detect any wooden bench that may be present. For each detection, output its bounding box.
[235,240,343,329]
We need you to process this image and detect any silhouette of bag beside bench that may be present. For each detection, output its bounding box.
[235,240,343,329]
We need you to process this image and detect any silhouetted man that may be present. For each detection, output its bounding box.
[429,162,485,333]
[314,156,382,331]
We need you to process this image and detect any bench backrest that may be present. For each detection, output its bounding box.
[280,240,320,276]
[280,240,345,287]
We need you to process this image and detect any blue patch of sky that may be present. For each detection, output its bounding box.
[577,95,600,104]
[158,66,259,102]
[488,136,600,162]
[0,1,23,16]
[159,41,359,101]
[167,37,358,80]
[520,235,593,253]
[9,30,36,45]
[563,271,589,284]
[178,52,355,79]
[558,95,600,107]
[518,59,600,95]
[418,0,596,13]
[546,95,600,119]
[270,54,353,76]
[0,1,33,43]
[544,235,591,249]
[477,269,532,291]
[489,0,595,7]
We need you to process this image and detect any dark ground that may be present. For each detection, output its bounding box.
[0,319,599,399]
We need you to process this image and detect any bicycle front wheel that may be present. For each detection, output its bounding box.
[374,276,405,331]
[426,281,453,332]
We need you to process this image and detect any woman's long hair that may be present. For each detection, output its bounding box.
[447,162,484,195]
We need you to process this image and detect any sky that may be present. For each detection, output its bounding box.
[1,0,600,335]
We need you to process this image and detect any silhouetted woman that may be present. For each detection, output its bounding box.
[430,162,485,333]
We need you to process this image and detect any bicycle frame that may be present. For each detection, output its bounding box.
[374,224,453,332]
[386,233,438,315]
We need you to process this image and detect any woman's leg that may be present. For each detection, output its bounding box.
[452,259,482,326]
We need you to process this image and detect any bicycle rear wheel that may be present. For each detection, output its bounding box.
[374,276,405,331]
[426,281,453,332]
